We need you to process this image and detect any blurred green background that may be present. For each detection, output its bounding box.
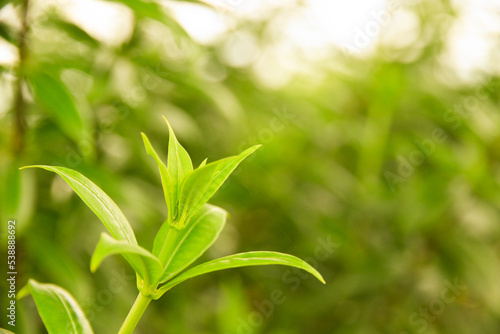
[1,0,500,333]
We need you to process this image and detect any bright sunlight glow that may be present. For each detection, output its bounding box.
[0,0,499,79]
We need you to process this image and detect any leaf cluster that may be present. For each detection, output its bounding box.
[19,120,324,333]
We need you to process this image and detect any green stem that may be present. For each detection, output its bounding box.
[118,224,179,333]
[118,292,152,334]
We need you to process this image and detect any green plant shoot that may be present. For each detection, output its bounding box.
[19,118,325,334]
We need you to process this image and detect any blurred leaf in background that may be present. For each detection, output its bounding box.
[1,0,500,333]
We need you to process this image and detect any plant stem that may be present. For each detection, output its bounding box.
[118,292,152,334]
[12,0,29,157]
[118,225,179,333]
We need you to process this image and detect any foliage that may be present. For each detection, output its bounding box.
[0,0,499,333]
[17,122,323,333]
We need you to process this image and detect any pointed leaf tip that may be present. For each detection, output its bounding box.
[163,115,193,223]
[175,144,260,227]
[153,251,324,299]
[198,158,208,169]
[141,132,176,221]
[162,115,172,130]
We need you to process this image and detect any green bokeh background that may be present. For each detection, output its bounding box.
[1,0,500,333]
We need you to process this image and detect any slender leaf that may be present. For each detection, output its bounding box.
[0,328,15,334]
[18,280,93,334]
[50,18,99,47]
[141,133,175,222]
[165,117,193,176]
[28,71,87,147]
[164,116,193,219]
[20,166,137,245]
[153,251,325,299]
[176,145,260,227]
[158,204,227,283]
[91,233,163,286]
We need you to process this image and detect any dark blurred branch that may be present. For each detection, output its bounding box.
[12,0,29,157]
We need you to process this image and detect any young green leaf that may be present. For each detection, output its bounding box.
[141,133,175,222]
[165,117,193,179]
[91,233,163,287]
[164,116,193,218]
[175,145,260,228]
[0,327,15,334]
[158,204,227,283]
[17,280,93,334]
[152,251,325,299]
[152,204,225,260]
[20,166,137,245]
